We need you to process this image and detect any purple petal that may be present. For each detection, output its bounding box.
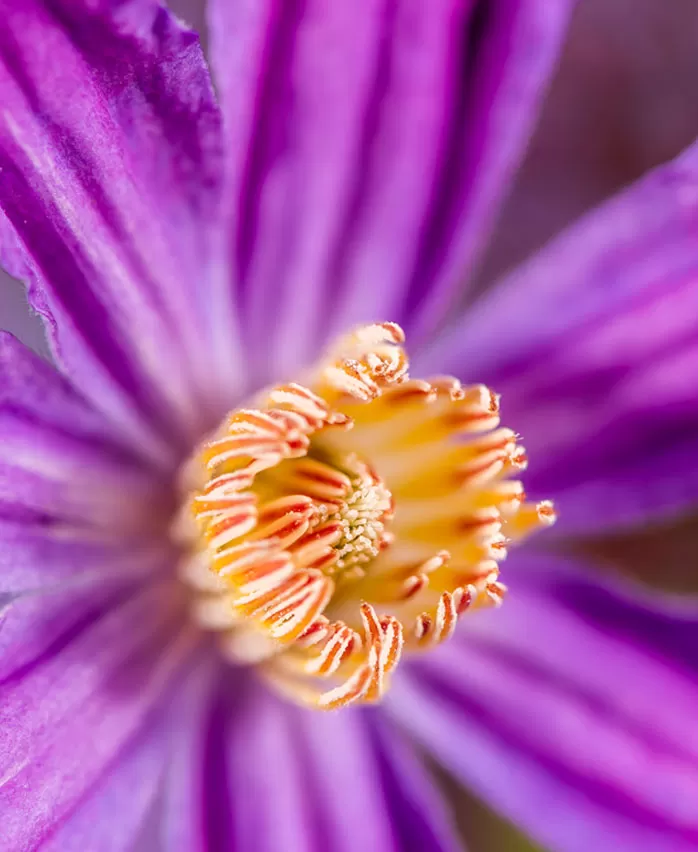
[208,0,573,384]
[0,1,226,460]
[0,417,162,529]
[42,723,168,852]
[365,710,464,852]
[0,521,168,596]
[0,581,196,849]
[1,332,127,452]
[157,660,223,851]
[389,552,698,852]
[0,333,167,530]
[0,578,137,682]
[425,139,698,534]
[0,512,172,684]
[222,681,461,851]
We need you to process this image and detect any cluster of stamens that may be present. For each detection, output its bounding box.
[305,457,393,576]
[175,323,555,710]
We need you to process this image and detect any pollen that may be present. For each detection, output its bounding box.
[175,322,555,710]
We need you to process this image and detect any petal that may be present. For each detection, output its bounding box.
[1,332,125,451]
[0,577,139,682]
[0,521,168,596]
[0,333,166,531]
[364,711,464,852]
[0,1,226,460]
[388,552,698,852]
[208,0,573,384]
[156,660,225,851]
[223,682,461,851]
[0,512,172,685]
[42,723,168,852]
[0,581,196,849]
[425,139,698,534]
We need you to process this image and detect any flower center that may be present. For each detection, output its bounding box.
[287,453,394,576]
[175,323,555,710]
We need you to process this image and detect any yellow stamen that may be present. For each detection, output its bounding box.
[174,323,555,709]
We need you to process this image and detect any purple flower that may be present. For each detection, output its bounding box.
[1,2,697,851]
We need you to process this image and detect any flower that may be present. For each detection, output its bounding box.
[0,2,697,851]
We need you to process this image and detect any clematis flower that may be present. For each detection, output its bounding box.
[1,2,697,851]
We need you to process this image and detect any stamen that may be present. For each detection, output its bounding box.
[176,323,555,709]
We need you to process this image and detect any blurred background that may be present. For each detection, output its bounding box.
[2,0,697,849]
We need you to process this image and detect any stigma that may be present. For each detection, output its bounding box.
[175,323,555,710]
